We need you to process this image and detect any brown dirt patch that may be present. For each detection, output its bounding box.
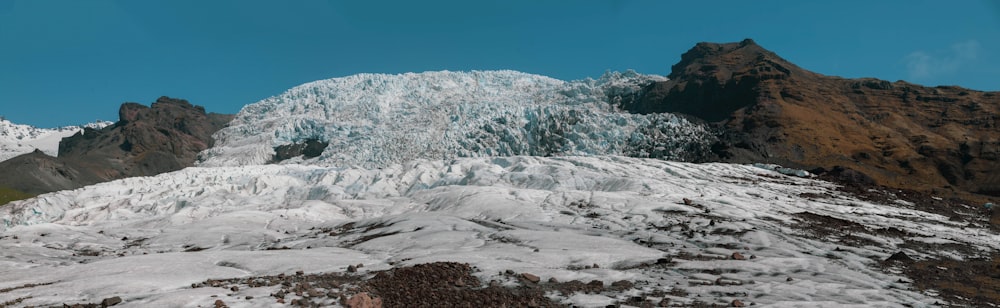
[899,256,1000,307]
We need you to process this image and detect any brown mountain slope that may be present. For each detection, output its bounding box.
[0,96,233,196]
[629,39,999,199]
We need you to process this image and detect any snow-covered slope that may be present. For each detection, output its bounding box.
[2,156,996,306]
[198,70,716,168]
[0,119,112,162]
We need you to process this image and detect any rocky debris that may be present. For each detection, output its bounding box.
[731,299,746,307]
[901,256,1000,307]
[360,262,558,307]
[57,296,123,308]
[730,252,746,260]
[272,138,329,163]
[345,292,382,308]
[609,280,634,290]
[0,96,233,196]
[212,299,227,308]
[100,296,122,307]
[884,251,914,263]
[521,273,541,283]
[186,262,675,307]
[636,39,1000,200]
[658,298,671,307]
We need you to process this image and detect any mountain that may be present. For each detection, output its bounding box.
[0,118,111,162]
[0,97,232,195]
[198,70,716,168]
[1,50,999,306]
[3,156,996,307]
[630,39,1000,200]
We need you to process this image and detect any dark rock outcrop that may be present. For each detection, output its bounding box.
[271,138,329,163]
[0,97,233,196]
[635,39,1000,200]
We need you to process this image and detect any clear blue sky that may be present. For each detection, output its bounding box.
[2,0,998,127]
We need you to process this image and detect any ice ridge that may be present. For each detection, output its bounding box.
[198,70,716,168]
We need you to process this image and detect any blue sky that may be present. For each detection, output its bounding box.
[2,0,998,127]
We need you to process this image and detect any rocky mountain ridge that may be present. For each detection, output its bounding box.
[0,118,112,162]
[631,39,999,200]
[0,96,232,195]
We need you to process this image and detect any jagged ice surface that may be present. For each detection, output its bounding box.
[198,70,715,168]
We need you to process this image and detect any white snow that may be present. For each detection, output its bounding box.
[2,156,996,307]
[0,119,112,162]
[198,70,713,168]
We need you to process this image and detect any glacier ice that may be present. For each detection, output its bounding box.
[1,155,991,306]
[198,70,717,168]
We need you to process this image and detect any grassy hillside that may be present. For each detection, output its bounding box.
[0,186,34,206]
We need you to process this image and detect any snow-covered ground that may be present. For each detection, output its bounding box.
[0,119,112,162]
[2,156,996,307]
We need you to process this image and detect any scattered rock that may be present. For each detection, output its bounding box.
[683,198,693,205]
[521,273,540,283]
[786,277,794,282]
[213,299,227,308]
[345,293,382,308]
[658,298,671,307]
[548,277,559,283]
[731,299,746,307]
[885,251,913,263]
[101,296,122,307]
[731,252,746,260]
[347,265,358,273]
[610,280,634,290]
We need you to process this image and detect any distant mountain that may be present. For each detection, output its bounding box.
[0,118,112,162]
[197,70,717,168]
[630,39,1000,199]
[0,97,232,195]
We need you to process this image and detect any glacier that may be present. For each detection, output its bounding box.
[198,70,716,168]
[2,70,998,307]
[2,156,996,306]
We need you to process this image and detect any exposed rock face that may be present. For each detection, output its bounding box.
[271,138,329,163]
[0,97,233,195]
[633,39,1000,199]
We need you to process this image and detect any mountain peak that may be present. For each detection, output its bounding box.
[636,40,1000,199]
[668,38,806,81]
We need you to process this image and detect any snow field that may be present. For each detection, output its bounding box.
[2,156,995,306]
